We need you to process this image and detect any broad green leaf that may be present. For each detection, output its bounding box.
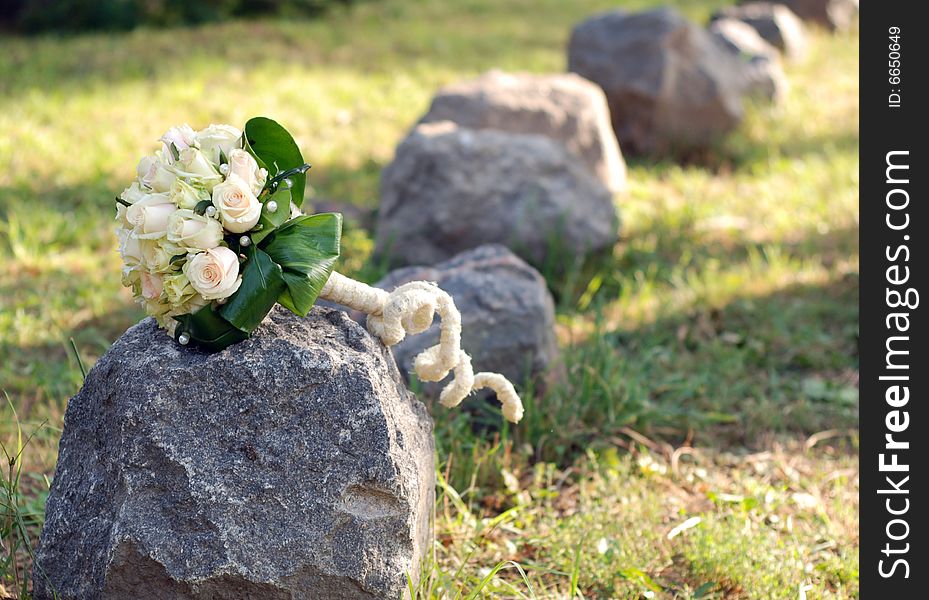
[243,117,308,207]
[193,199,212,215]
[250,187,292,245]
[173,305,248,352]
[219,246,286,333]
[263,213,341,316]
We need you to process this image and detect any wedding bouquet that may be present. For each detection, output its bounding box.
[117,116,524,422]
[116,117,340,351]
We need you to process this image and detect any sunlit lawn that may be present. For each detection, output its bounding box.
[0,0,858,597]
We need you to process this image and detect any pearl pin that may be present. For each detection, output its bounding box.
[205,206,217,217]
[220,164,230,175]
[239,235,251,247]
[178,332,190,345]
[266,200,278,213]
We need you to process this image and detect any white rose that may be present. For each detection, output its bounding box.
[184,247,242,300]
[144,296,171,319]
[141,240,174,273]
[174,148,222,190]
[196,124,242,165]
[169,178,209,210]
[120,181,147,204]
[118,228,143,267]
[125,193,175,239]
[155,293,209,337]
[121,265,141,292]
[226,149,267,196]
[140,271,164,300]
[117,182,148,225]
[212,173,261,233]
[160,124,197,163]
[174,294,209,316]
[137,154,176,192]
[162,271,197,306]
[167,209,224,250]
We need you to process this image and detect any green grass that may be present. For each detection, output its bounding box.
[0,0,858,597]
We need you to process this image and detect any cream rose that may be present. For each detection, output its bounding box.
[211,173,261,233]
[170,178,209,210]
[184,247,242,300]
[137,155,175,192]
[141,239,174,273]
[226,149,267,196]
[196,124,242,165]
[167,209,224,250]
[120,181,147,204]
[125,193,175,239]
[162,272,197,306]
[118,229,144,267]
[160,124,197,163]
[175,148,222,190]
[140,271,164,300]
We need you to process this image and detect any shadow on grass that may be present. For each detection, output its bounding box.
[0,0,731,96]
[432,271,858,489]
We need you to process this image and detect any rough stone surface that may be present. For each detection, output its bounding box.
[34,307,435,600]
[750,0,858,31]
[419,70,627,192]
[712,2,808,61]
[709,18,788,101]
[567,7,747,155]
[375,121,617,269]
[373,244,558,402]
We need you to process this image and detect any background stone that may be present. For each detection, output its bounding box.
[713,2,809,60]
[34,307,434,600]
[420,70,627,192]
[568,7,747,155]
[709,18,788,101]
[375,121,617,269]
[750,0,858,31]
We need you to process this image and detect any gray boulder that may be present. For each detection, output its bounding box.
[713,2,808,61]
[34,307,434,600]
[420,70,627,192]
[375,121,617,269]
[375,244,558,402]
[709,18,788,101]
[751,0,858,31]
[567,7,747,155]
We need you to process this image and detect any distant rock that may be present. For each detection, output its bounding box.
[375,121,617,269]
[713,2,808,61]
[568,7,747,155]
[375,244,558,402]
[420,70,627,192]
[709,18,788,101]
[750,0,858,31]
[34,307,434,600]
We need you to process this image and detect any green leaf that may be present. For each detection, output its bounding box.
[263,213,342,316]
[243,117,308,207]
[193,199,212,215]
[250,187,292,245]
[174,304,249,352]
[219,246,286,333]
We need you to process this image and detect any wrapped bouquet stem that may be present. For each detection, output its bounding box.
[116,117,523,423]
[320,272,523,422]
